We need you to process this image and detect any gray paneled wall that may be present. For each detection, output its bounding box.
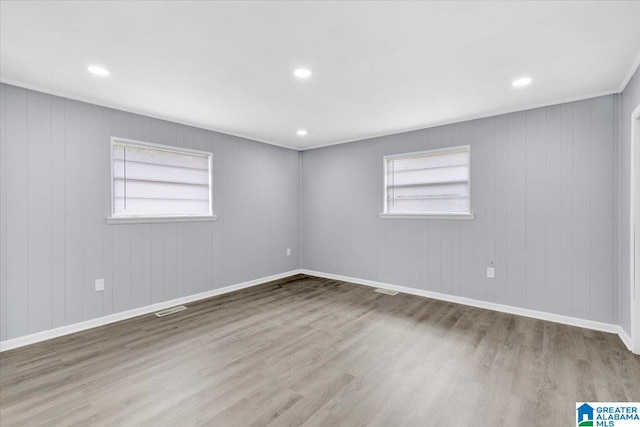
[618,66,640,336]
[0,83,301,342]
[0,81,631,342]
[302,95,617,325]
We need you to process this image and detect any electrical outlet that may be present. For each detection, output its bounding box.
[95,279,104,292]
[486,267,495,279]
[286,248,291,256]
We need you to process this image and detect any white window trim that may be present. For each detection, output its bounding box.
[107,136,217,224]
[106,215,217,225]
[379,212,474,220]
[381,145,473,220]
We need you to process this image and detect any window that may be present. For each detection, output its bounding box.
[381,145,473,219]
[108,137,215,224]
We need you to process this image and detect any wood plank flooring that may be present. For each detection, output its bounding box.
[1,274,639,426]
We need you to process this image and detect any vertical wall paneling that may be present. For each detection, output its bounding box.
[493,115,509,305]
[457,122,475,299]
[5,87,29,339]
[422,221,442,292]
[472,119,487,301]
[572,101,591,321]
[110,110,132,313]
[302,95,618,325]
[0,84,7,341]
[64,99,84,326]
[612,95,619,329]
[484,117,498,303]
[51,97,66,328]
[27,91,53,333]
[253,142,270,279]
[545,105,562,315]
[590,96,614,323]
[193,128,211,295]
[209,133,225,289]
[224,134,236,288]
[150,119,166,304]
[559,103,575,317]
[162,121,179,300]
[0,79,628,340]
[618,66,640,335]
[525,107,546,312]
[130,114,152,309]
[506,112,527,308]
[0,83,301,341]
[101,108,114,315]
[81,102,103,321]
[442,222,454,295]
[175,124,193,299]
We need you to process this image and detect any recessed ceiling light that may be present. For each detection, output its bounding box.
[87,65,110,77]
[512,77,532,87]
[294,68,312,79]
[297,129,308,136]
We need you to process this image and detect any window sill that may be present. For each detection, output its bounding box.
[379,213,474,220]
[106,215,218,225]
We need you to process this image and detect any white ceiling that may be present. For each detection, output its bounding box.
[2,1,640,150]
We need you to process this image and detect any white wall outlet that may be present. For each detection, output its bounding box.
[486,267,495,279]
[286,248,291,256]
[95,279,104,292]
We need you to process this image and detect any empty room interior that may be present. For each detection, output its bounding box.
[1,1,640,425]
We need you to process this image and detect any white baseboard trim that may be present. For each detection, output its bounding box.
[0,269,303,352]
[300,269,628,340]
[618,327,633,353]
[4,269,634,355]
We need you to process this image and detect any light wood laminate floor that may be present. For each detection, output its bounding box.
[1,274,639,426]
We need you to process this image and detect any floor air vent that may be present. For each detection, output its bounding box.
[374,288,399,296]
[155,306,187,317]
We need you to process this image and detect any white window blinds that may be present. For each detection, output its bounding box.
[112,138,212,217]
[385,146,470,214]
